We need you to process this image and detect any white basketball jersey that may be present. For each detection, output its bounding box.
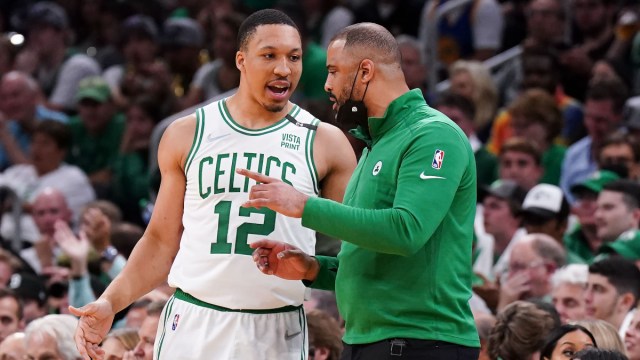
[168,98,320,310]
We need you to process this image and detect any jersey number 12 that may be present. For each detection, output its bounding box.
[210,200,276,255]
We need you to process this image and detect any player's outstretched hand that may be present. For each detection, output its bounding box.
[236,168,309,218]
[250,240,319,281]
[69,299,116,360]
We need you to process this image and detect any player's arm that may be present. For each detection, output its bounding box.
[302,122,470,256]
[314,122,357,202]
[99,114,194,312]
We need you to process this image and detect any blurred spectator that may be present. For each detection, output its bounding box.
[66,76,125,196]
[0,121,95,244]
[354,0,423,37]
[524,0,567,50]
[436,92,498,190]
[0,36,17,79]
[304,289,340,325]
[487,300,557,360]
[552,264,589,324]
[307,309,343,360]
[509,89,566,185]
[449,60,498,141]
[302,0,353,48]
[0,332,26,360]
[100,328,139,360]
[13,2,100,113]
[520,184,570,246]
[0,250,21,288]
[566,170,621,263]
[593,180,640,247]
[419,0,503,68]
[123,298,151,329]
[597,132,640,181]
[110,96,162,224]
[499,138,543,191]
[128,300,165,360]
[397,35,429,98]
[572,348,629,359]
[0,288,23,343]
[475,312,496,360]
[626,307,640,359]
[24,314,81,360]
[477,180,527,280]
[9,273,47,325]
[497,233,566,311]
[0,71,67,170]
[577,319,627,354]
[161,17,206,107]
[110,222,143,260]
[561,78,629,203]
[184,12,243,108]
[490,47,584,153]
[23,188,72,274]
[561,0,616,101]
[586,257,640,337]
[102,15,163,110]
[540,324,597,360]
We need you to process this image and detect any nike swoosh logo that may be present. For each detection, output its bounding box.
[285,330,301,340]
[207,133,230,142]
[420,173,446,180]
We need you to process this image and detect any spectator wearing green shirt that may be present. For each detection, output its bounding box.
[67,77,125,197]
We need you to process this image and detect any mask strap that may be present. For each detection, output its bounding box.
[347,64,361,100]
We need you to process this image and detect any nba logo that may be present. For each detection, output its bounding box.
[432,149,445,170]
[172,314,180,331]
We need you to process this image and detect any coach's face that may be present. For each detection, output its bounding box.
[325,39,359,113]
[236,24,302,113]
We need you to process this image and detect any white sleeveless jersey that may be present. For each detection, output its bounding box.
[168,98,320,310]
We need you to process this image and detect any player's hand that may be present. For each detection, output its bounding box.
[236,168,309,218]
[69,299,116,360]
[250,240,319,281]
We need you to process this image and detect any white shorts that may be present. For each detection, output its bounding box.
[154,289,308,360]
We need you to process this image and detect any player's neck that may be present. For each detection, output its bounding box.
[226,92,292,129]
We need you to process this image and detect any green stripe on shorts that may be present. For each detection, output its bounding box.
[175,288,301,314]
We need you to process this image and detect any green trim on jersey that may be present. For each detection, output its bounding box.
[156,296,176,358]
[219,99,300,136]
[184,108,205,174]
[174,288,302,313]
[305,118,320,195]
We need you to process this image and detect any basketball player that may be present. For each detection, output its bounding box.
[70,9,356,360]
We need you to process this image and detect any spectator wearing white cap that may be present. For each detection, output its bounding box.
[520,184,573,259]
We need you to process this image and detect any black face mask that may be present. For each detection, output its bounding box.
[335,67,370,132]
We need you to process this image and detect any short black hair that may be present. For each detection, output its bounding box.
[540,324,597,360]
[33,120,71,150]
[571,348,629,360]
[437,92,476,121]
[331,23,401,65]
[587,77,629,115]
[589,257,640,304]
[602,179,640,210]
[237,9,298,51]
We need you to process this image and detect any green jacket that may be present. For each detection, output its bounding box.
[303,89,479,347]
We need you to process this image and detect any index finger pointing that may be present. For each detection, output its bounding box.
[235,168,278,184]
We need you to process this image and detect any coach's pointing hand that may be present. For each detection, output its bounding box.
[236,168,309,217]
[250,240,319,281]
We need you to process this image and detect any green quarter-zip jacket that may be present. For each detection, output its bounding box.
[302,89,480,346]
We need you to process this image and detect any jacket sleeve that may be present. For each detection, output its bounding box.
[305,256,339,291]
[302,122,470,256]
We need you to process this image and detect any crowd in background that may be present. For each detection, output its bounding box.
[0,0,638,358]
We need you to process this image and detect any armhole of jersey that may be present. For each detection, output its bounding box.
[184,107,205,175]
[305,118,320,195]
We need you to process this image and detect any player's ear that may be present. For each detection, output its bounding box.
[236,51,244,71]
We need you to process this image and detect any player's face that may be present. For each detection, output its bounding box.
[237,24,302,113]
[325,39,362,113]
